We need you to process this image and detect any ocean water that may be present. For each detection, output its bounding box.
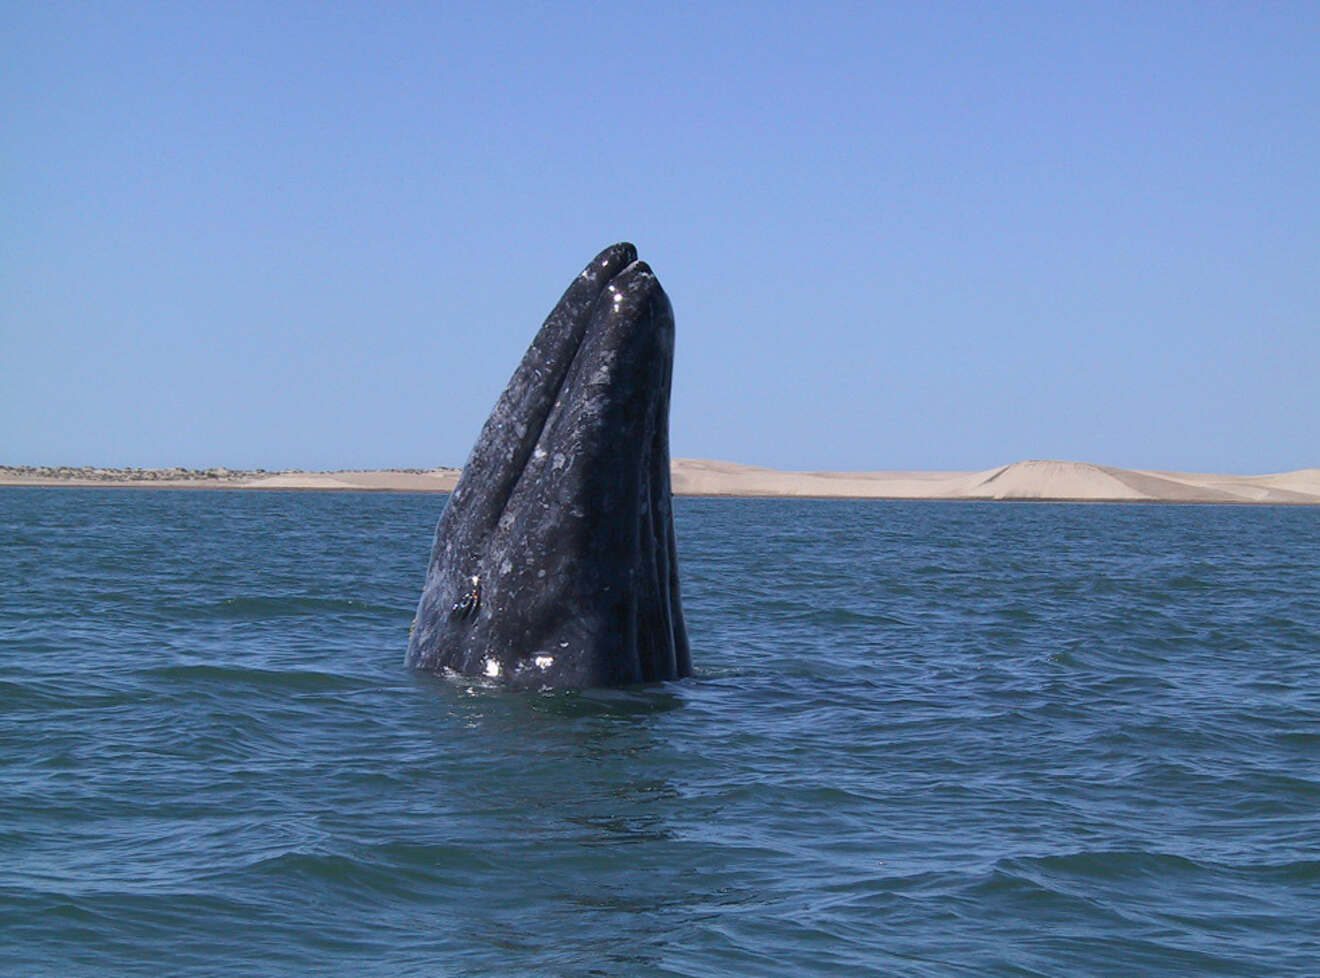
[2,488,1318,977]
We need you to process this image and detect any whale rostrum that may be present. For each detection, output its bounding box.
[406,243,691,687]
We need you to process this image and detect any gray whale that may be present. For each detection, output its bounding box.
[406,243,690,687]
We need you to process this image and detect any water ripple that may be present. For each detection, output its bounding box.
[2,489,1318,976]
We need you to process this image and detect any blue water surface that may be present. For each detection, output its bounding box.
[1,488,1318,976]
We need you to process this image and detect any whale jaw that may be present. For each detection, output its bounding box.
[406,243,690,688]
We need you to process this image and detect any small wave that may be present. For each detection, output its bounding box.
[226,846,495,900]
[1260,858,1320,882]
[180,595,404,620]
[1010,848,1208,882]
[413,669,689,718]
[141,664,371,693]
[809,607,913,626]
[0,677,141,711]
[531,685,688,718]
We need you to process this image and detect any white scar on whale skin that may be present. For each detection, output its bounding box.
[534,655,554,670]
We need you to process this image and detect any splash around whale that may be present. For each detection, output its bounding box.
[406,243,691,688]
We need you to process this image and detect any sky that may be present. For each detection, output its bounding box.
[3,1,1317,474]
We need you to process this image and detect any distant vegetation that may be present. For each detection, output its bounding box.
[0,465,439,482]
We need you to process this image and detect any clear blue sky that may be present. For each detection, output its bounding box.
[3,2,1317,473]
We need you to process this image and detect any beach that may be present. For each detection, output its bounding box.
[3,458,1318,504]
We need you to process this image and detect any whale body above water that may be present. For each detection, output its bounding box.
[406,243,691,688]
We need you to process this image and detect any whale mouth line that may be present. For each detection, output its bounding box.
[478,257,650,543]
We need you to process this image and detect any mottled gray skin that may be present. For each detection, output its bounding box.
[406,243,691,688]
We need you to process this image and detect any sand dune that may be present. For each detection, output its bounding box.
[2,460,1317,504]
[669,458,1320,504]
[243,470,461,492]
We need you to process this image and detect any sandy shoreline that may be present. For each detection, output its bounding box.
[3,459,1318,505]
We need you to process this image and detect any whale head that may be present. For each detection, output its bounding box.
[406,243,690,688]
